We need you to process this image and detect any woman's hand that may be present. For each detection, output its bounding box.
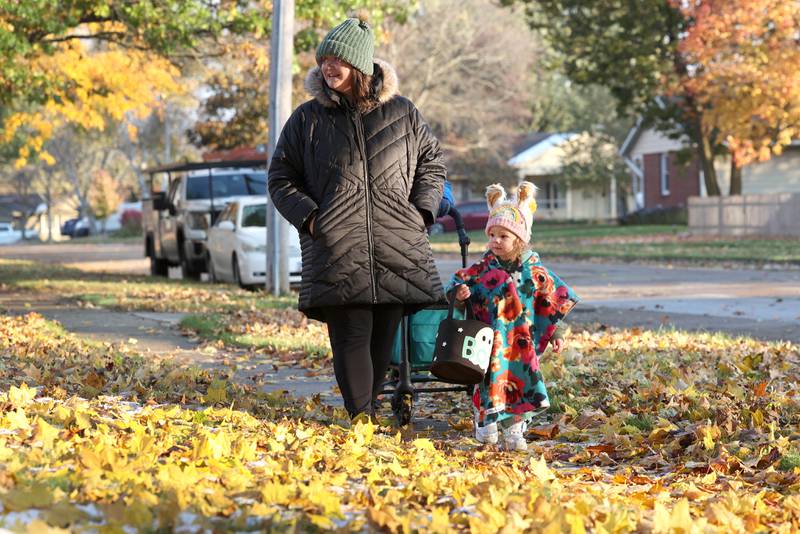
[549,338,564,353]
[455,284,471,302]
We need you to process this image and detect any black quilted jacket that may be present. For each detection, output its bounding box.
[268,59,445,320]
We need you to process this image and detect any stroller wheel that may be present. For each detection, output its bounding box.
[392,392,413,426]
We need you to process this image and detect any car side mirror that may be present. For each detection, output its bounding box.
[152,192,169,211]
[217,220,235,231]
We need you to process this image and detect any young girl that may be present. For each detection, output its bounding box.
[447,182,579,450]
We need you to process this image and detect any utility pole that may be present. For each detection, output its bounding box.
[266,0,294,294]
[164,100,172,163]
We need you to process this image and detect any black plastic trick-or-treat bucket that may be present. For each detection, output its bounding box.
[430,294,493,385]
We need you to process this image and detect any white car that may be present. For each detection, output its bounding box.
[0,222,21,245]
[206,197,302,288]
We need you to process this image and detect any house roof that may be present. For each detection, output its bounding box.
[507,132,580,170]
[0,195,43,220]
[510,132,554,156]
[620,117,800,158]
[202,145,268,162]
[619,117,645,158]
[0,194,43,211]
[619,97,675,158]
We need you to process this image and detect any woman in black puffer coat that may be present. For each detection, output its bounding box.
[268,16,445,418]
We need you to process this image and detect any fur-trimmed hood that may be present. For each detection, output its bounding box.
[304,58,399,111]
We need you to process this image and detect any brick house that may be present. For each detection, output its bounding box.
[619,120,704,210]
[620,119,800,210]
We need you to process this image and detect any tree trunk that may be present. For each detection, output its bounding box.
[729,156,743,196]
[696,122,721,197]
[45,182,53,243]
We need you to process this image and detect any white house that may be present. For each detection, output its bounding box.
[507,132,625,220]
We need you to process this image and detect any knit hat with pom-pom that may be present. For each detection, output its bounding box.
[484,182,538,243]
[316,16,375,76]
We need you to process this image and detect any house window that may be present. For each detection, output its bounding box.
[541,181,565,209]
[660,153,670,196]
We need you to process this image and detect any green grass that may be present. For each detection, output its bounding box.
[430,224,800,264]
[180,313,329,356]
[78,294,120,307]
[624,414,655,432]
[0,258,297,314]
[779,450,800,471]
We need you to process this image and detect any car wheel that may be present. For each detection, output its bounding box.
[428,223,444,235]
[180,258,194,280]
[206,253,218,283]
[232,255,246,289]
[150,256,169,277]
[179,237,206,280]
[179,247,198,280]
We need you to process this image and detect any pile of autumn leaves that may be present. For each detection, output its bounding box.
[1,313,799,532]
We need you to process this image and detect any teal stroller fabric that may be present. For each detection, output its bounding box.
[391,306,465,369]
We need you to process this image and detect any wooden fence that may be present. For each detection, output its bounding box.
[688,193,800,236]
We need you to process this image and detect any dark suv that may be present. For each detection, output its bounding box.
[143,161,267,279]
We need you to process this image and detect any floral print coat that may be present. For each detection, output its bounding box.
[446,250,580,429]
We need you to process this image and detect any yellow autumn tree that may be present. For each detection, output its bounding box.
[2,26,183,168]
[89,169,123,233]
[673,0,800,194]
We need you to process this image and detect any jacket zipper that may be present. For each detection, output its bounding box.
[353,110,378,303]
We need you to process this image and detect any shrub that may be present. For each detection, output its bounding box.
[619,206,688,225]
[116,209,143,237]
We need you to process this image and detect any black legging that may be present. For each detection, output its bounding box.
[322,304,405,417]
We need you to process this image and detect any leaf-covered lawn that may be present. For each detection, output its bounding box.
[1,312,799,532]
[430,225,800,265]
[0,259,309,353]
[1,258,331,358]
[0,259,295,314]
[179,310,330,363]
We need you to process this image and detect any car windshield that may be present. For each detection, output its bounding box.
[241,204,267,228]
[186,173,266,200]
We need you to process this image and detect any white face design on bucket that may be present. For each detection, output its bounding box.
[462,326,493,371]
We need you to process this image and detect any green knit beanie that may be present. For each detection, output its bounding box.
[315,18,375,76]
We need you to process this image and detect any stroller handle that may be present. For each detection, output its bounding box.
[446,205,470,269]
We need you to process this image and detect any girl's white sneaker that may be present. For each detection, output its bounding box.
[502,422,527,451]
[475,422,498,444]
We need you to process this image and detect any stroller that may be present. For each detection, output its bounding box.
[380,202,474,425]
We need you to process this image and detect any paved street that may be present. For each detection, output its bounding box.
[0,241,148,273]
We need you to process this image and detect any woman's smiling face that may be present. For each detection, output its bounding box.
[320,56,354,95]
